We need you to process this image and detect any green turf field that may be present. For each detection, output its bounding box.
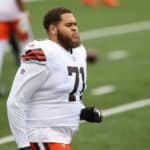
[0,0,150,149]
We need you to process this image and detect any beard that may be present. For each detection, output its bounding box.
[57,29,81,51]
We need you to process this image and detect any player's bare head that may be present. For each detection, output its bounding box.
[43,7,81,50]
[43,7,72,32]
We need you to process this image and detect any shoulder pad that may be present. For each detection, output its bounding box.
[21,40,46,64]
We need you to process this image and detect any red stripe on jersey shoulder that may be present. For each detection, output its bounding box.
[21,48,46,61]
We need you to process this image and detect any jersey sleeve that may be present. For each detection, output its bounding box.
[7,63,49,148]
[21,41,46,65]
[80,44,87,60]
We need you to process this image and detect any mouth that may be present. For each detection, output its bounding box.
[72,33,80,39]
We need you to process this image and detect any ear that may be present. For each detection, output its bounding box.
[49,24,57,35]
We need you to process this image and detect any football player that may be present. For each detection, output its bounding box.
[7,7,103,150]
[0,0,33,96]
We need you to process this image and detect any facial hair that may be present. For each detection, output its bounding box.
[57,29,81,51]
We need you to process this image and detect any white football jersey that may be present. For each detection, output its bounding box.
[0,0,21,21]
[7,39,87,147]
[22,40,87,128]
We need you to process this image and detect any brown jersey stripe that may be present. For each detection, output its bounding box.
[43,143,51,150]
[30,143,40,150]
[26,49,45,55]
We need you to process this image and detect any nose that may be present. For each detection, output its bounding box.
[71,25,77,31]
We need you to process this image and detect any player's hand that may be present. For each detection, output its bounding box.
[80,107,103,123]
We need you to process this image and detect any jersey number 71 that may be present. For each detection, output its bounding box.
[67,66,85,102]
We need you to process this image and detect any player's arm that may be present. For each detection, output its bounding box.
[7,56,49,149]
[79,45,103,123]
[16,0,33,34]
[16,0,25,11]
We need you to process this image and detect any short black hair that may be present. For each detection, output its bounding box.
[43,7,72,32]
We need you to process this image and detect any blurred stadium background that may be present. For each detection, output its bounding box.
[0,0,150,149]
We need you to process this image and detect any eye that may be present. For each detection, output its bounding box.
[65,23,73,27]
[65,22,77,27]
[72,22,77,26]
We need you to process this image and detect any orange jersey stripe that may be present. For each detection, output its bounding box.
[21,55,46,61]
[30,142,71,150]
[26,49,45,55]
